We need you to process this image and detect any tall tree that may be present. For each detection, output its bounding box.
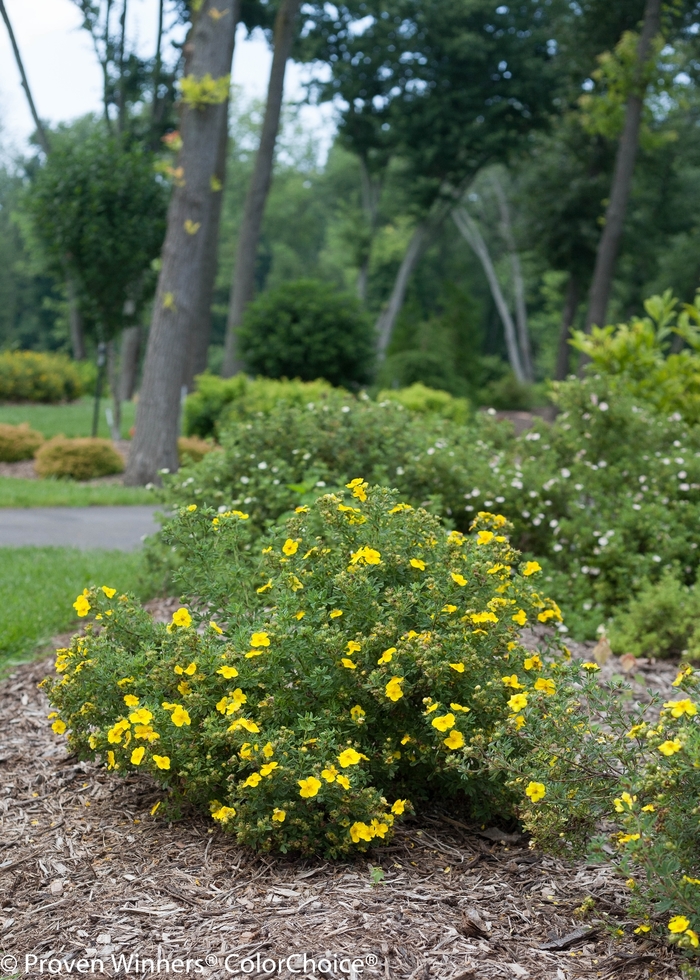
[222,0,301,377]
[125,0,239,485]
[584,0,662,331]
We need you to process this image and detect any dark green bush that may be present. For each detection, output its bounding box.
[0,351,83,403]
[609,572,700,660]
[238,279,375,388]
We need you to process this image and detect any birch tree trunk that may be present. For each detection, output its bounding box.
[584,0,662,332]
[555,273,579,380]
[125,0,239,485]
[452,207,526,384]
[222,0,301,377]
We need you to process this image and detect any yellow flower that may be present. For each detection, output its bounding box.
[534,678,556,695]
[525,781,546,802]
[378,647,396,664]
[502,674,523,690]
[522,561,542,577]
[329,609,343,618]
[260,762,279,777]
[283,538,299,556]
[508,693,528,712]
[341,658,357,669]
[261,742,274,758]
[442,604,457,614]
[668,916,691,934]
[346,640,361,653]
[346,478,368,501]
[129,708,153,725]
[444,730,465,749]
[450,572,467,586]
[217,665,239,679]
[350,821,373,843]
[391,799,407,814]
[385,676,404,701]
[336,774,350,789]
[134,724,159,742]
[410,558,426,570]
[349,546,381,566]
[209,620,223,634]
[523,654,542,671]
[513,714,526,730]
[294,610,305,620]
[618,833,640,844]
[153,755,171,770]
[171,607,192,628]
[450,702,470,712]
[130,747,145,765]
[321,765,338,782]
[117,677,134,687]
[350,705,366,723]
[686,929,699,948]
[101,586,116,598]
[512,609,527,626]
[175,662,197,676]
[471,611,498,624]
[52,719,67,735]
[73,594,91,617]
[169,705,191,727]
[389,503,412,514]
[106,751,116,769]
[449,662,465,673]
[672,666,693,687]
[581,661,600,671]
[250,631,270,647]
[658,739,682,756]
[370,819,389,839]
[244,773,262,788]
[476,530,494,545]
[634,925,651,934]
[642,804,655,812]
[123,694,140,707]
[663,698,697,718]
[256,580,273,594]
[338,748,365,768]
[228,718,259,733]
[298,776,322,798]
[272,808,286,822]
[431,713,455,732]
[107,719,130,743]
[211,805,236,823]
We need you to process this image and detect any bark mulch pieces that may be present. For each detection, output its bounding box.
[0,655,685,980]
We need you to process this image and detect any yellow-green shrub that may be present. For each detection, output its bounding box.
[376,382,471,424]
[0,422,44,461]
[0,350,83,403]
[35,437,124,480]
[46,488,564,858]
[177,436,218,465]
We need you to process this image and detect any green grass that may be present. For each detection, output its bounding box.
[0,477,157,507]
[0,546,145,665]
[0,397,137,439]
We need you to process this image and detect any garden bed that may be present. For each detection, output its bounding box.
[0,654,684,979]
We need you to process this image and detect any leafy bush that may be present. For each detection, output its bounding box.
[0,350,83,403]
[376,349,468,398]
[46,492,564,857]
[183,373,343,439]
[0,422,44,461]
[609,573,700,660]
[376,383,471,424]
[35,437,124,480]
[177,436,218,465]
[481,660,700,955]
[238,279,375,388]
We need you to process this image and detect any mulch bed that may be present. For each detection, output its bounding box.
[0,646,686,980]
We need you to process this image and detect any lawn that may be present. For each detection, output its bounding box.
[0,477,156,507]
[0,546,145,665]
[0,397,137,439]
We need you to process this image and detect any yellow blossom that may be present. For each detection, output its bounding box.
[378,647,396,664]
[523,654,542,670]
[321,765,338,782]
[672,666,693,687]
[101,586,116,598]
[442,604,457,614]
[211,805,236,823]
[581,661,600,671]
[349,546,381,566]
[298,776,322,798]
[228,718,259,733]
[642,804,655,812]
[618,833,640,844]
[508,693,528,712]
[106,751,117,769]
[476,530,494,545]
[389,503,412,514]
[52,719,67,735]
[349,821,373,843]
[250,631,270,647]
[431,713,456,732]
[686,930,699,948]
[153,755,170,770]
[346,478,368,501]
[209,620,223,634]
[341,658,357,669]
[260,762,279,777]
[669,916,691,934]
[350,705,366,723]
[123,694,140,707]
[410,558,426,570]
[129,708,153,725]
[256,580,273,594]
[338,748,365,767]
[513,714,526,730]
[217,665,239,679]
[522,561,542,577]
[444,730,465,749]
[512,609,527,626]
[346,640,361,653]
[262,742,274,758]
[330,609,343,618]
[525,781,546,802]
[450,702,470,712]
[244,772,262,788]
[658,739,682,756]
[73,594,91,617]
[451,572,467,586]
[171,607,192,628]
[534,678,556,695]
[272,808,286,822]
[370,819,389,839]
[169,705,191,727]
[391,799,407,814]
[336,774,350,789]
[663,698,697,718]
[385,676,404,701]
[634,925,651,934]
[449,662,465,672]
[130,747,145,765]
[502,674,523,690]
[117,677,134,687]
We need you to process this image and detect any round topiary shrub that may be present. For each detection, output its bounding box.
[47,486,565,857]
[0,422,45,461]
[35,437,124,481]
[238,279,375,388]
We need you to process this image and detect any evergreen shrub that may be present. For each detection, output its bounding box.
[35,437,124,480]
[0,422,44,461]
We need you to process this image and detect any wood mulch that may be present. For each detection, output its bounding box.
[0,643,686,980]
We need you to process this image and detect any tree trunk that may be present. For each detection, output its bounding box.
[106,338,122,441]
[356,154,381,303]
[125,0,239,485]
[452,207,526,384]
[66,276,86,360]
[119,324,142,401]
[555,273,579,380]
[490,173,533,381]
[222,0,301,377]
[584,0,662,332]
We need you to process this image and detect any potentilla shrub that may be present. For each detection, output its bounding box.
[479,660,700,957]
[46,487,565,857]
[0,422,44,461]
[0,350,83,403]
[35,437,124,480]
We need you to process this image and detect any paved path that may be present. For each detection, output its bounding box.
[0,507,160,551]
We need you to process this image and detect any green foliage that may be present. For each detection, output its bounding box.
[177,436,218,465]
[183,373,341,439]
[376,350,468,399]
[46,492,563,856]
[0,350,84,403]
[481,660,700,955]
[0,477,154,508]
[35,437,125,481]
[0,546,144,664]
[238,280,375,388]
[609,573,700,661]
[0,397,136,440]
[0,423,44,462]
[376,383,471,424]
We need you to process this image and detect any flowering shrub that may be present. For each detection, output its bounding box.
[0,422,44,461]
[0,350,83,403]
[480,661,700,956]
[35,437,124,480]
[46,487,564,857]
